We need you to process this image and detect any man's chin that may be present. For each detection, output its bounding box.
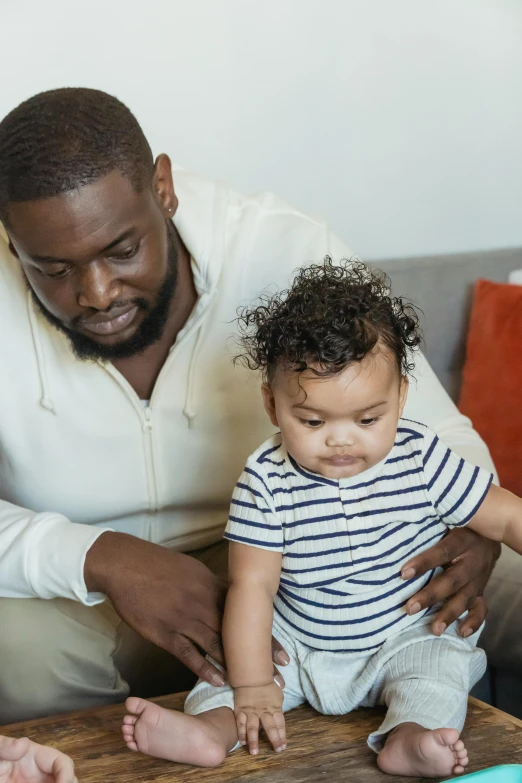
[62,322,158,362]
[30,295,161,362]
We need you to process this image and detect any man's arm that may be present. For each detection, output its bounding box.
[398,352,500,636]
[0,498,229,686]
[402,351,497,475]
[0,498,106,603]
[0,499,287,688]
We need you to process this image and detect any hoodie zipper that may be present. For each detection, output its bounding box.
[100,288,218,521]
[142,406,157,514]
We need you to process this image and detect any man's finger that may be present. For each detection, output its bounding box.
[401,537,457,580]
[429,584,484,637]
[261,712,285,752]
[272,665,286,690]
[214,575,229,607]
[169,634,226,686]
[190,621,226,666]
[190,601,224,635]
[455,596,488,638]
[271,636,290,666]
[405,566,469,616]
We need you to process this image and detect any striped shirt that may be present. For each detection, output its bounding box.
[224,418,493,653]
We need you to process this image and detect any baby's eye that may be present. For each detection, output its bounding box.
[360,417,378,426]
[301,419,324,429]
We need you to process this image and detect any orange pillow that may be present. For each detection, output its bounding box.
[459,278,522,495]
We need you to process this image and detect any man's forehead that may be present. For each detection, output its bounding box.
[7,170,150,259]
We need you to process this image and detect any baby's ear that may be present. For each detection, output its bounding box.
[261,383,279,427]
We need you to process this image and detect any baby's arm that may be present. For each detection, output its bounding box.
[468,484,522,552]
[223,541,285,755]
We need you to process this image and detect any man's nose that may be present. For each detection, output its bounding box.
[76,261,122,310]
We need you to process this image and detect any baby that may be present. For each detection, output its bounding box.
[122,259,522,777]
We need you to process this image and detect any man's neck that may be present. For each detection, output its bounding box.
[112,230,198,400]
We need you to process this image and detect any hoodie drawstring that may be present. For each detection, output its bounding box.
[27,291,56,414]
[183,324,204,428]
[182,287,218,428]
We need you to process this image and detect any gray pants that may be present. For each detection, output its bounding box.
[0,540,228,725]
[186,615,486,752]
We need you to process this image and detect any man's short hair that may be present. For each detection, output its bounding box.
[0,87,154,225]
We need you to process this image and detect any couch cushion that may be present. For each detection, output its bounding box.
[376,248,522,399]
[458,278,522,495]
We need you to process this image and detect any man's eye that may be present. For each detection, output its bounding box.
[301,419,324,428]
[113,242,140,260]
[360,417,378,426]
[43,266,70,279]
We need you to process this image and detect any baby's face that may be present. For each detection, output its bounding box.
[262,347,408,480]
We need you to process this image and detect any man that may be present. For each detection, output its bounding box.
[0,88,501,724]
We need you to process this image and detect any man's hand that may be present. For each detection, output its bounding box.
[401,527,500,637]
[234,683,286,756]
[0,736,77,783]
[85,532,289,687]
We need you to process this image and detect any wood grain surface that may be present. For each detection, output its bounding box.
[2,696,522,782]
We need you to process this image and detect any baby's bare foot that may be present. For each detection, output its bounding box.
[122,697,233,768]
[377,723,469,777]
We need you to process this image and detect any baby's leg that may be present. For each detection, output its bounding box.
[122,698,237,767]
[123,623,305,766]
[370,628,486,777]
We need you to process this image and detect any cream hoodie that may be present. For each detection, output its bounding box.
[0,168,495,605]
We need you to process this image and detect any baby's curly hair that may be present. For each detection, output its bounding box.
[235,257,422,381]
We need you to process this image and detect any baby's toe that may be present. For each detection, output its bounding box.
[454,743,468,762]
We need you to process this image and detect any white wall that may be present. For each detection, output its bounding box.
[1,0,521,260]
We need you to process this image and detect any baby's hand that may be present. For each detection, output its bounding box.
[233,682,286,755]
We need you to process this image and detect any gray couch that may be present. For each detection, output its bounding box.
[376,247,522,717]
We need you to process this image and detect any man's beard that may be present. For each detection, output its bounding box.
[31,224,179,362]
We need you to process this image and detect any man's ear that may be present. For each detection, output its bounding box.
[398,375,409,417]
[261,382,279,427]
[153,153,178,218]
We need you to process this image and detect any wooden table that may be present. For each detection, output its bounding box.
[2,696,522,783]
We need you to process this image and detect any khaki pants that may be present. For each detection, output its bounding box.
[0,540,228,725]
